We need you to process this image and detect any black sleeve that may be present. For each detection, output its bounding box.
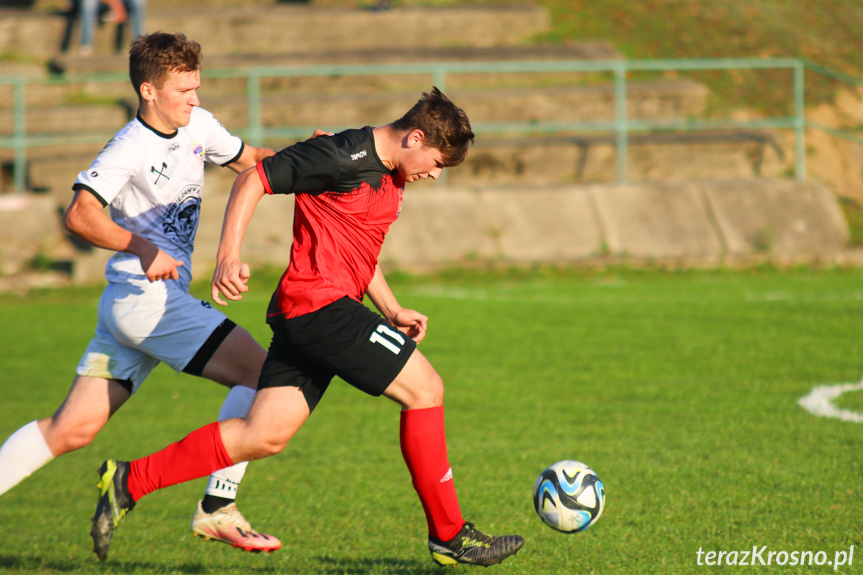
[259,136,340,196]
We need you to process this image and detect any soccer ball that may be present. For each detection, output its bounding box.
[533,460,605,533]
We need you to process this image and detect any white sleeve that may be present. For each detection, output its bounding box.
[195,108,244,167]
[73,134,140,206]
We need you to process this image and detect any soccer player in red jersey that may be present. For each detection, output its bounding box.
[90,88,524,567]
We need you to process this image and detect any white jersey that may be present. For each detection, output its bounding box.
[73,107,243,291]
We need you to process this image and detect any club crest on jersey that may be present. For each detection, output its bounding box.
[193,144,204,162]
[163,185,202,254]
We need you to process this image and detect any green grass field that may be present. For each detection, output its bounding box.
[1,266,862,574]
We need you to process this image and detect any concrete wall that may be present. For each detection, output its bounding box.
[177,177,848,280]
[378,178,848,269]
[0,4,550,59]
[0,175,848,284]
[0,176,847,283]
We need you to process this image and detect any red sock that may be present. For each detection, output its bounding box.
[127,422,233,502]
[400,407,464,541]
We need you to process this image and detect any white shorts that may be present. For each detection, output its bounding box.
[76,279,229,393]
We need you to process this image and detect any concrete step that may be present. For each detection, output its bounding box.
[0,103,130,136]
[0,76,133,111]
[48,42,622,77]
[38,44,624,116]
[0,4,550,60]
[0,77,711,197]
[2,42,694,141]
[448,130,789,187]
[22,43,625,115]
[4,125,788,204]
[2,68,699,137]
[195,79,707,137]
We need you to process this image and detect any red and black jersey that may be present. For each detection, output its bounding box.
[257,126,405,321]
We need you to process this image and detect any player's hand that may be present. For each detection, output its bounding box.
[211,259,252,306]
[390,308,428,344]
[311,129,334,138]
[140,247,183,282]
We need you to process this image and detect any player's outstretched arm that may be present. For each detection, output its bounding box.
[227,144,275,173]
[65,189,182,282]
[366,263,428,343]
[212,168,267,305]
[227,130,330,174]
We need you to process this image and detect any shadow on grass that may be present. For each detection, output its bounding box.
[317,555,441,575]
[0,554,283,574]
[0,555,82,573]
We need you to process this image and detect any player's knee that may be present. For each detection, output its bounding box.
[255,437,288,458]
[406,373,445,409]
[251,426,293,458]
[47,421,101,454]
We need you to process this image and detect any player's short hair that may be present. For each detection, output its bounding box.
[129,32,202,99]
[391,87,475,167]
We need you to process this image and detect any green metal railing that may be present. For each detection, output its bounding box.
[0,57,859,192]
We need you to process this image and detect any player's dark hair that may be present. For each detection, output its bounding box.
[129,32,202,99]
[392,87,475,167]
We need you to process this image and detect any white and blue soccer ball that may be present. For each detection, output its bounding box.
[533,460,605,533]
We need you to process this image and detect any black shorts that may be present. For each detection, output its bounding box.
[258,297,417,412]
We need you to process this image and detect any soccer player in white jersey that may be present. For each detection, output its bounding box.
[0,32,282,556]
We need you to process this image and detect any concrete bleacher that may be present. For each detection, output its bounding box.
[1,2,551,60]
[0,38,765,197]
[0,1,851,283]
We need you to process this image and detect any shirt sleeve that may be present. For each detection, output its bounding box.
[258,135,341,196]
[196,108,244,167]
[72,134,140,206]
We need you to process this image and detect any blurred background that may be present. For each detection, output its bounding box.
[1,0,863,289]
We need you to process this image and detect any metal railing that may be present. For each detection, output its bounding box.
[0,57,859,192]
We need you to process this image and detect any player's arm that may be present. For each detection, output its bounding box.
[226,131,332,173]
[212,134,339,304]
[225,144,275,173]
[211,167,266,306]
[366,263,428,343]
[64,188,182,282]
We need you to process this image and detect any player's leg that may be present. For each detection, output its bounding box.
[2,281,162,498]
[384,350,525,567]
[117,283,276,551]
[0,279,154,496]
[0,375,130,496]
[284,300,462,546]
[91,385,311,560]
[281,298,521,565]
[193,324,263,508]
[125,385,310,499]
[184,324,283,552]
[216,385,311,462]
[125,344,317,500]
[41,376,132,454]
[91,320,324,560]
[383,352,464,541]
